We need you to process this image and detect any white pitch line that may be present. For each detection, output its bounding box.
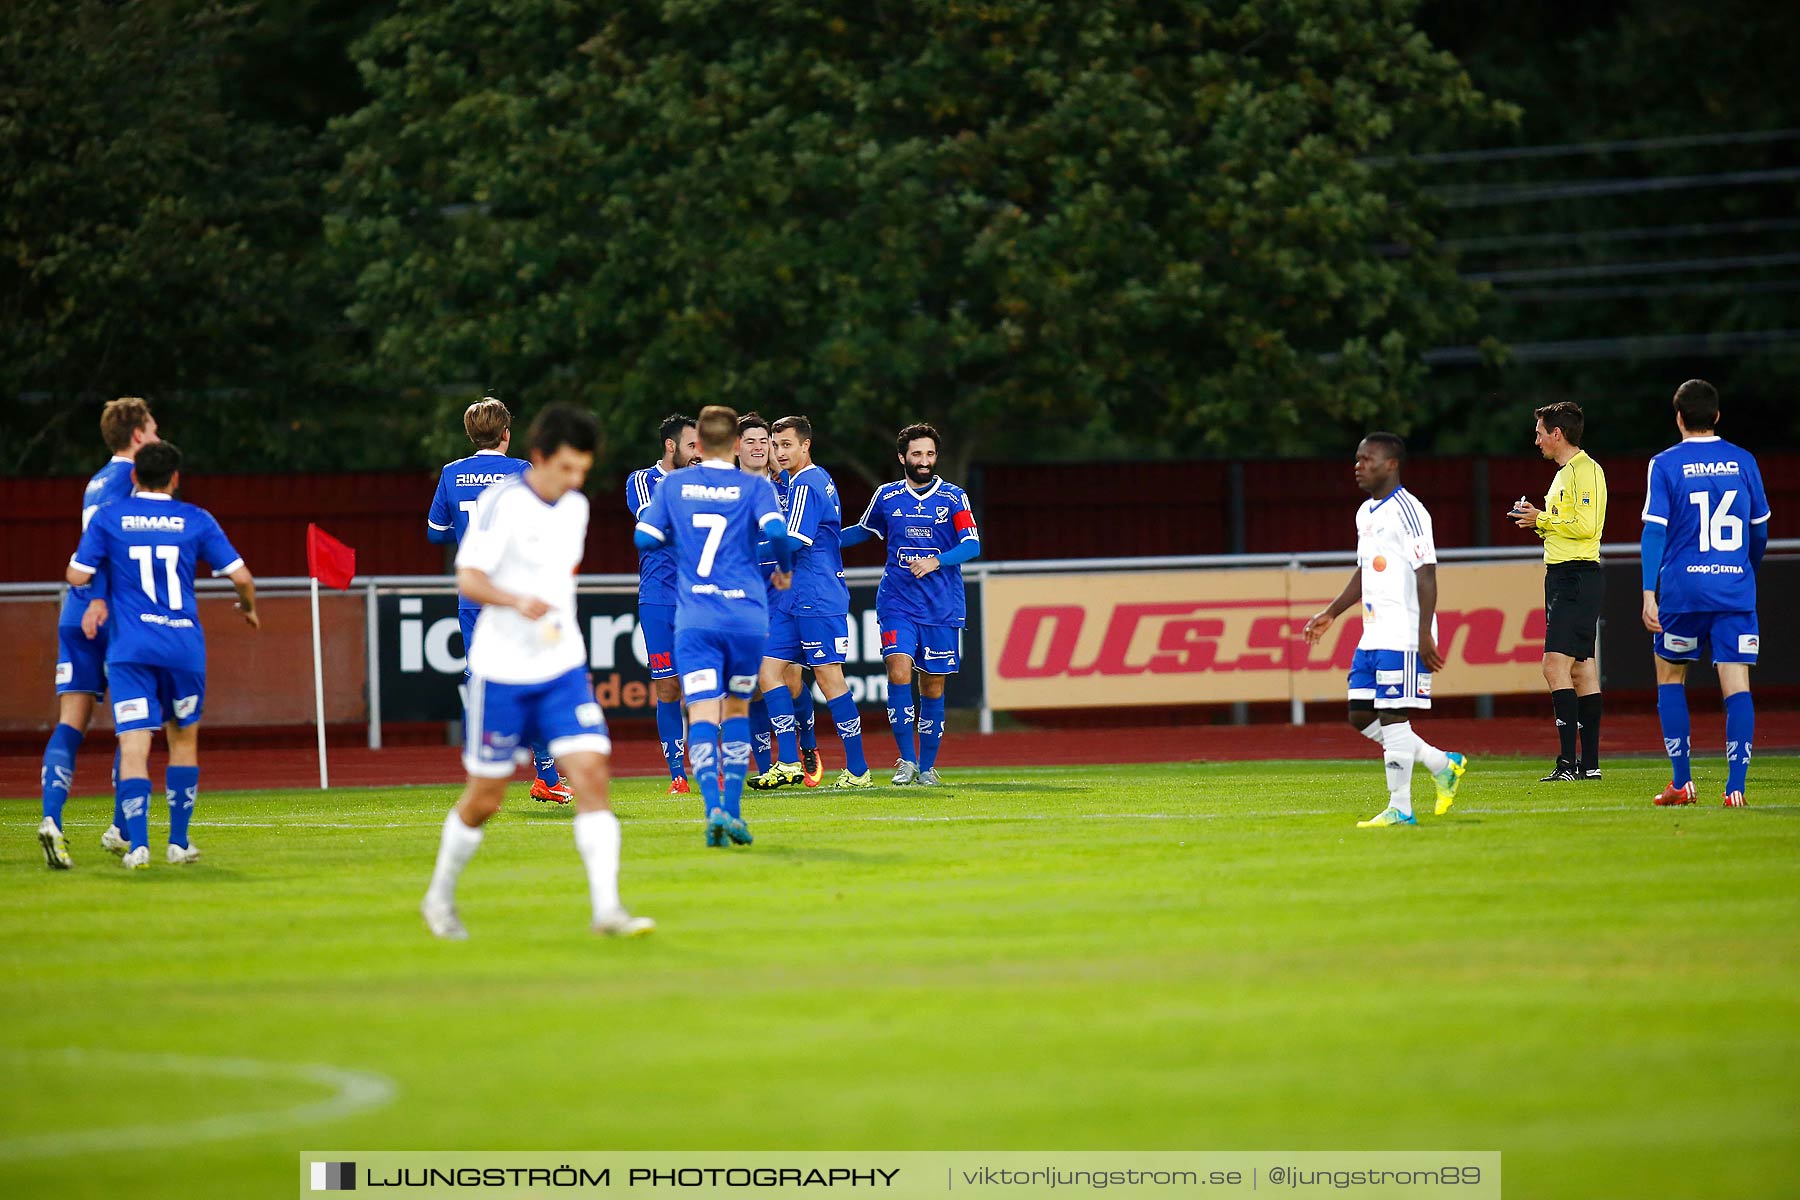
[0,1049,395,1161]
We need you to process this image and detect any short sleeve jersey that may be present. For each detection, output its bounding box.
[635,460,785,634]
[1355,487,1437,652]
[854,477,979,627]
[783,463,850,615]
[69,493,245,669]
[456,475,589,684]
[1642,436,1771,614]
[625,463,676,606]
[61,457,137,624]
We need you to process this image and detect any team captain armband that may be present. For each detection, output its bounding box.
[953,509,977,533]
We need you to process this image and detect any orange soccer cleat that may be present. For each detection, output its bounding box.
[666,777,691,796]
[1722,790,1747,808]
[530,778,573,805]
[802,746,825,788]
[1652,781,1696,807]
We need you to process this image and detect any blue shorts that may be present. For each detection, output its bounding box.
[1655,611,1760,665]
[109,662,206,734]
[1347,648,1432,710]
[464,666,611,779]
[56,623,110,696]
[765,610,851,667]
[638,603,678,679]
[879,615,962,674]
[674,626,764,703]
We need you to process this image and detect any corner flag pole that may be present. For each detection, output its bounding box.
[311,575,329,790]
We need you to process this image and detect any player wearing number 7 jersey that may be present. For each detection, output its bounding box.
[65,443,259,869]
[1642,380,1772,808]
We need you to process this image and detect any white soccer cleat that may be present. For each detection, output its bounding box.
[915,768,944,787]
[101,825,130,856]
[166,842,201,865]
[38,817,72,870]
[891,759,919,785]
[120,846,151,870]
[421,896,468,940]
[592,908,656,938]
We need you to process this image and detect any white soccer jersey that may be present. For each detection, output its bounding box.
[455,475,589,684]
[1356,487,1438,651]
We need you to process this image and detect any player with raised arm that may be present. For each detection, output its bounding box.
[1642,380,1771,808]
[841,423,981,786]
[422,406,651,939]
[38,397,160,867]
[747,416,874,790]
[427,397,569,804]
[1303,434,1467,827]
[60,443,259,869]
[635,405,795,845]
[626,414,699,794]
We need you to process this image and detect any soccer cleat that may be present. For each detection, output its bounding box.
[748,762,804,791]
[1653,780,1697,806]
[592,908,656,937]
[666,777,691,796]
[421,896,468,940]
[705,808,728,848]
[802,746,824,788]
[719,810,753,846]
[530,778,574,804]
[166,842,201,865]
[1579,768,1603,781]
[1432,751,1467,815]
[891,759,919,786]
[1539,762,1579,782]
[1356,806,1418,828]
[915,768,944,787]
[121,846,151,870]
[830,768,875,790]
[38,817,72,870]
[101,825,130,856]
[1723,790,1747,808]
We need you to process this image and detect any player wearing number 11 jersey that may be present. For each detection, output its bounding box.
[1642,380,1771,808]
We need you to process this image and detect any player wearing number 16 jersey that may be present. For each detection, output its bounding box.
[1642,380,1771,808]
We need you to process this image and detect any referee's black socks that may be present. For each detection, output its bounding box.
[1551,688,1580,767]
[1577,692,1602,773]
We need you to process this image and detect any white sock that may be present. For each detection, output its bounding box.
[1357,718,1382,745]
[1411,732,1450,774]
[1380,722,1417,816]
[426,808,483,905]
[573,809,623,919]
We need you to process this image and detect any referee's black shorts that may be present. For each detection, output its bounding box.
[1544,561,1604,661]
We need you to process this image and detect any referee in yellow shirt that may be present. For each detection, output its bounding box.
[1512,401,1608,781]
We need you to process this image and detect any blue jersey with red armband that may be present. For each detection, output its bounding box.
[852,478,979,626]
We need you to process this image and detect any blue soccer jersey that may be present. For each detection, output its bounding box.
[60,457,137,624]
[783,463,850,615]
[1642,436,1771,614]
[70,493,244,669]
[854,478,980,626]
[635,461,786,634]
[626,463,678,606]
[428,451,531,605]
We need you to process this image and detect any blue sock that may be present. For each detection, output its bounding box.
[764,687,798,763]
[40,723,84,824]
[1725,691,1755,796]
[720,717,751,820]
[887,682,916,763]
[1657,683,1691,788]
[532,747,558,787]
[749,694,772,773]
[166,765,199,848]
[827,691,868,776]
[656,699,687,781]
[118,777,153,852]
[112,744,126,831]
[689,721,720,814]
[797,687,818,753]
[919,694,947,771]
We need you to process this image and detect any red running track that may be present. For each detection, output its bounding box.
[4,711,1796,797]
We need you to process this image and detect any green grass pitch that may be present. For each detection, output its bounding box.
[3,757,1797,1200]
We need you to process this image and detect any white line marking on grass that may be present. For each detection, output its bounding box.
[0,1050,396,1161]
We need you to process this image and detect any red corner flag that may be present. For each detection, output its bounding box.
[306,524,357,590]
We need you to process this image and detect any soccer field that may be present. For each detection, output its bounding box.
[4,758,1797,1200]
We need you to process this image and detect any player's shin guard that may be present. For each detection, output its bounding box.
[1657,683,1692,787]
[827,692,868,776]
[1577,692,1603,773]
[40,723,83,824]
[1408,730,1449,774]
[118,777,153,852]
[532,747,558,787]
[689,722,721,814]
[426,807,483,905]
[572,809,622,919]
[749,693,773,773]
[720,717,752,819]
[918,695,946,772]
[887,682,916,763]
[655,700,687,782]
[1725,691,1754,796]
[796,687,818,752]
[763,686,798,763]
[1379,723,1416,817]
[165,765,199,849]
[1551,688,1579,766]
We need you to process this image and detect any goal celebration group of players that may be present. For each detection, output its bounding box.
[31,380,1771,939]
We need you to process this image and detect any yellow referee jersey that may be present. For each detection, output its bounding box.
[1536,450,1607,564]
